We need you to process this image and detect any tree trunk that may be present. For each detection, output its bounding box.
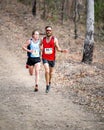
[61,0,65,24]
[74,0,78,39]
[32,0,37,16]
[65,0,73,19]
[42,0,46,19]
[82,0,94,64]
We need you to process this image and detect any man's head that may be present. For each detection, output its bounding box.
[45,26,52,37]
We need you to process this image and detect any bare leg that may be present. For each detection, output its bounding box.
[28,65,34,75]
[34,62,40,85]
[49,66,54,84]
[43,63,50,86]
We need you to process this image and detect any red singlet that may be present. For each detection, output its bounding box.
[42,36,56,61]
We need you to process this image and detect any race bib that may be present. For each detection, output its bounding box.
[32,50,39,57]
[45,48,52,54]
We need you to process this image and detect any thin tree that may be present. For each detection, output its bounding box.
[72,0,80,39]
[74,0,79,39]
[32,0,37,16]
[82,0,94,64]
[61,0,65,24]
[42,0,46,19]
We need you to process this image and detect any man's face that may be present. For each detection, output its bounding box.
[46,27,52,37]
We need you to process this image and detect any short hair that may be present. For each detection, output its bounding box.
[32,30,39,35]
[45,26,52,30]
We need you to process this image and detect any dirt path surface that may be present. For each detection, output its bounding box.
[0,36,103,130]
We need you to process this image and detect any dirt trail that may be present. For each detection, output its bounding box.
[0,37,103,130]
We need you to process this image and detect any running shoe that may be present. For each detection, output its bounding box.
[46,85,50,93]
[34,84,38,92]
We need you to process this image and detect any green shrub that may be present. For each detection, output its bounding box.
[95,0,104,22]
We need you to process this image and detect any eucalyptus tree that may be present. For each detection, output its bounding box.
[82,0,94,64]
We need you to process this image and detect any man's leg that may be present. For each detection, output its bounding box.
[49,66,54,84]
[43,63,50,86]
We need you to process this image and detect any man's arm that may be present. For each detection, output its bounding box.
[55,37,68,53]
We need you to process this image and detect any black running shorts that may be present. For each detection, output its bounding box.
[42,59,55,67]
[27,57,41,66]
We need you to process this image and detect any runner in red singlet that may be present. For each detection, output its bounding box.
[40,26,68,93]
